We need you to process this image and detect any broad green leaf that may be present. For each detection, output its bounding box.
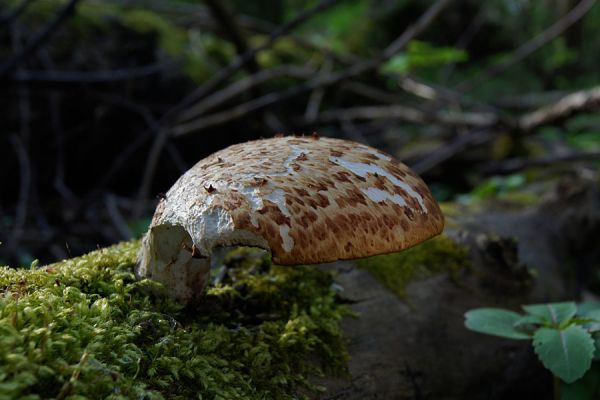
[464,308,531,340]
[533,326,594,383]
[523,302,577,326]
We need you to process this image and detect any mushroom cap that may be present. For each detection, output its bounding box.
[145,136,443,265]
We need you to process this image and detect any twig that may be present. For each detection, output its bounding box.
[132,127,170,219]
[299,104,498,127]
[456,0,597,92]
[0,0,81,77]
[519,86,600,132]
[172,0,453,136]
[440,9,485,82]
[305,57,332,122]
[36,131,151,252]
[165,142,188,174]
[177,65,314,122]
[6,134,31,256]
[168,0,341,121]
[5,61,176,85]
[0,0,34,30]
[410,129,496,175]
[49,92,76,203]
[483,151,600,175]
[90,94,164,220]
[4,26,32,258]
[342,81,407,104]
[105,194,133,240]
[56,351,89,400]
[493,91,569,110]
[205,0,260,75]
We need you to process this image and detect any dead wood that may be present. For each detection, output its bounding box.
[318,176,600,399]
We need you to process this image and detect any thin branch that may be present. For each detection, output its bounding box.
[457,0,597,91]
[91,94,165,220]
[177,65,314,122]
[105,194,133,240]
[132,128,170,219]
[483,151,600,175]
[519,86,600,132]
[5,61,176,84]
[305,57,332,122]
[0,0,34,29]
[6,135,31,256]
[493,90,569,110]
[167,0,341,121]
[298,104,498,128]
[205,0,260,75]
[410,129,496,175]
[172,0,453,136]
[0,0,81,77]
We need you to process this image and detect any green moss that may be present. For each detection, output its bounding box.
[357,235,470,299]
[0,242,349,399]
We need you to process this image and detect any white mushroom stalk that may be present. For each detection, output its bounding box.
[136,135,444,303]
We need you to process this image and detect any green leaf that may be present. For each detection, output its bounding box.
[523,302,577,327]
[578,301,600,316]
[533,326,594,383]
[514,314,546,327]
[464,308,531,340]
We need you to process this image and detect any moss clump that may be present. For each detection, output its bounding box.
[0,242,349,399]
[357,235,470,299]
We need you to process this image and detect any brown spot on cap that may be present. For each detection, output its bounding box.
[296,153,308,161]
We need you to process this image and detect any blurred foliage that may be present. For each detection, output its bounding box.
[381,40,468,75]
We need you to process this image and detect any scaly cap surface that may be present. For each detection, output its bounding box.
[142,136,444,268]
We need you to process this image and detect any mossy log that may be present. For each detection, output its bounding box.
[319,177,600,399]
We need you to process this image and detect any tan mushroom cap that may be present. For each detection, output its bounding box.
[147,135,443,266]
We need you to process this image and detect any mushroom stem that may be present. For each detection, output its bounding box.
[137,224,211,303]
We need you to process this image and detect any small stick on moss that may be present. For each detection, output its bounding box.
[56,351,89,400]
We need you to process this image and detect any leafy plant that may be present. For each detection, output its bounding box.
[465,302,600,384]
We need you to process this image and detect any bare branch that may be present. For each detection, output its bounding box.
[0,0,81,77]
[519,86,600,132]
[168,0,341,120]
[205,0,260,75]
[5,134,31,256]
[172,0,453,136]
[6,61,176,85]
[457,0,597,91]
[105,194,133,240]
[177,65,315,122]
[410,129,496,175]
[299,104,498,128]
[0,0,34,29]
[483,151,600,175]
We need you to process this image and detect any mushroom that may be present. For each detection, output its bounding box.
[137,135,444,303]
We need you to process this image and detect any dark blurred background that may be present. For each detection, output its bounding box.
[1,0,599,266]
